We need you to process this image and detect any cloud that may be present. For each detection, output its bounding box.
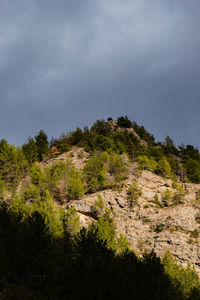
[1,0,200,146]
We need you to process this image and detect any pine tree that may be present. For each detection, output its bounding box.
[35,130,49,161]
[22,137,38,165]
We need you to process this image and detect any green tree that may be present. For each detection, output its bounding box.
[108,153,128,181]
[137,155,157,172]
[127,179,142,208]
[0,139,27,189]
[35,130,49,161]
[84,152,108,192]
[157,157,172,178]
[22,137,38,165]
[117,116,132,128]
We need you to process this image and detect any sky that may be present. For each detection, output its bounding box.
[1,0,200,147]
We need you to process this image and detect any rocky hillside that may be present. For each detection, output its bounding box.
[38,147,200,275]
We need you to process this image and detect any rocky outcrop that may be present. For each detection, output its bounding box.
[66,164,200,274]
[40,148,200,274]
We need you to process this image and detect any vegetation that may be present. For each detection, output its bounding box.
[1,116,200,298]
[0,201,199,299]
[127,179,142,208]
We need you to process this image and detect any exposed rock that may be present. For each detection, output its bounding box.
[35,147,200,274]
[63,164,200,274]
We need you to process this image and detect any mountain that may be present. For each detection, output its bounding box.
[1,116,200,299]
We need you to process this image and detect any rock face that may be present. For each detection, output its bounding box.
[45,148,200,274]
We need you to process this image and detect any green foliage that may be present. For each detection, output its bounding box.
[190,229,199,239]
[90,209,116,250]
[64,207,81,235]
[163,188,173,206]
[92,194,105,218]
[67,168,85,200]
[157,157,172,178]
[22,137,38,165]
[23,184,41,203]
[0,175,6,194]
[35,130,49,161]
[83,152,108,192]
[116,233,131,253]
[137,155,157,172]
[95,194,105,209]
[132,121,155,145]
[0,201,199,299]
[91,119,112,136]
[163,250,200,298]
[29,162,47,186]
[184,159,200,184]
[127,179,142,208]
[117,116,132,128]
[33,189,64,237]
[48,160,70,183]
[154,193,164,208]
[155,223,165,233]
[173,184,186,205]
[108,153,129,181]
[0,139,27,189]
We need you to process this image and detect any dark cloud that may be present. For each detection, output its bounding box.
[1,0,200,147]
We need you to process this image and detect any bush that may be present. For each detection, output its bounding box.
[157,157,172,178]
[137,155,157,172]
[163,189,173,206]
[64,207,81,235]
[0,139,27,189]
[173,184,186,205]
[127,179,142,208]
[108,153,129,181]
[67,176,85,200]
[163,250,200,298]
[155,223,165,233]
[117,116,132,128]
[92,194,105,218]
[29,163,46,186]
[191,229,199,239]
[84,152,108,192]
[154,193,164,208]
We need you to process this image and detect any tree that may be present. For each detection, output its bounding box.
[157,157,172,178]
[0,139,27,188]
[35,130,49,161]
[22,137,38,165]
[117,116,132,128]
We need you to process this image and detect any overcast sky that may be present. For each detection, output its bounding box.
[1,0,200,147]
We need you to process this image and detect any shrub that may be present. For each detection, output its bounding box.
[137,155,157,172]
[0,140,27,189]
[173,184,186,205]
[155,223,165,233]
[163,250,200,298]
[92,194,105,218]
[67,176,84,200]
[127,179,142,208]
[117,116,132,128]
[163,189,173,206]
[190,229,199,239]
[35,130,49,161]
[154,193,164,208]
[83,152,108,192]
[64,207,81,235]
[157,157,172,178]
[108,153,128,181]
[29,163,46,186]
[48,161,71,183]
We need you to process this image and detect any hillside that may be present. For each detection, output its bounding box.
[38,147,200,274]
[1,116,200,298]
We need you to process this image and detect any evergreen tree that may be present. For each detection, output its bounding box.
[22,137,38,165]
[35,130,49,161]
